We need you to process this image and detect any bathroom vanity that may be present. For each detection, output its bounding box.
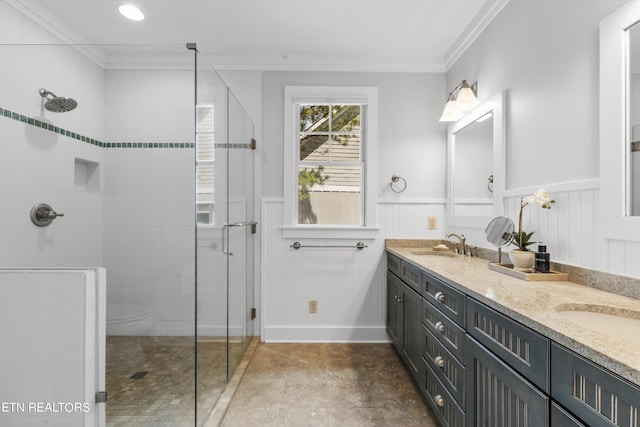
[386,244,640,427]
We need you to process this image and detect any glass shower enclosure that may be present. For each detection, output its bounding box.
[0,41,255,426]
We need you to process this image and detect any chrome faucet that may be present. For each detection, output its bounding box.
[446,233,467,255]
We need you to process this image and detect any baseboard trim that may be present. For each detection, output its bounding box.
[263,326,390,343]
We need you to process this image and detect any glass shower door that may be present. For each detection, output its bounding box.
[195,56,255,426]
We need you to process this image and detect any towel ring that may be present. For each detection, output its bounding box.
[390,175,407,193]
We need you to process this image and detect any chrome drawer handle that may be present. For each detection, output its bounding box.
[433,394,445,407]
[396,295,403,303]
[434,321,445,333]
[434,356,445,368]
[435,291,445,302]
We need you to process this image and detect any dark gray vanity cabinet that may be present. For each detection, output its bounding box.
[386,261,422,380]
[465,298,550,427]
[551,343,640,427]
[551,402,586,427]
[423,273,466,327]
[386,271,402,347]
[401,280,423,380]
[420,280,468,426]
[466,298,550,393]
[466,335,549,426]
[386,251,640,427]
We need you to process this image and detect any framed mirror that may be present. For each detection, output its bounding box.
[446,90,506,228]
[600,1,640,241]
[628,21,640,216]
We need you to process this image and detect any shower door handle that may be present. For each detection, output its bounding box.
[222,221,258,255]
[221,224,233,256]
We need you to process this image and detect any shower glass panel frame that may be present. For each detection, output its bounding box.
[0,41,254,427]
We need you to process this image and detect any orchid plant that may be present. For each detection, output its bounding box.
[513,188,555,251]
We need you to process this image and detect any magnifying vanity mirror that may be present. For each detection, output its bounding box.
[446,91,506,228]
[485,216,514,263]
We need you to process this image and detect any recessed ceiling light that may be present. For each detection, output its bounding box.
[119,4,144,21]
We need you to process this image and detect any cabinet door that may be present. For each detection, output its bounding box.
[386,272,402,349]
[551,343,640,427]
[466,336,549,427]
[401,282,422,380]
[467,298,549,393]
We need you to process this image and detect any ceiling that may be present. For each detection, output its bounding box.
[11,0,508,71]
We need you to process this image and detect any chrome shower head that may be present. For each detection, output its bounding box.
[39,88,78,113]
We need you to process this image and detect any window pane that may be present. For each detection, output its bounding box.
[300,134,329,161]
[297,165,362,225]
[300,105,329,132]
[197,133,214,161]
[331,105,361,133]
[331,134,360,161]
[197,164,214,202]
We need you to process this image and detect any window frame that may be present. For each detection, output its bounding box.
[283,86,379,239]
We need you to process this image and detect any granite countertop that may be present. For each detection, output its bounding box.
[386,245,640,388]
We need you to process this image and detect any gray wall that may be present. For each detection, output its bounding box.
[261,71,446,200]
[447,0,627,190]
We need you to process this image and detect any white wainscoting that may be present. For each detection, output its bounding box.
[261,197,446,342]
[448,181,640,279]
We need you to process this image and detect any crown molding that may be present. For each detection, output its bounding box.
[199,53,445,73]
[6,0,107,68]
[444,0,511,71]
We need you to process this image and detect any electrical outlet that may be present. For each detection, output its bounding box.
[428,216,437,229]
[309,300,318,313]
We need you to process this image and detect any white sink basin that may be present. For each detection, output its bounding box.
[411,249,456,257]
[555,304,640,341]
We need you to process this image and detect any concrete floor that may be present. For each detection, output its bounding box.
[220,342,438,427]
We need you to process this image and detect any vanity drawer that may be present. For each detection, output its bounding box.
[551,343,640,427]
[421,358,465,427]
[422,324,465,408]
[466,298,549,393]
[551,402,585,427]
[423,273,465,327]
[423,300,466,362]
[387,253,402,279]
[401,261,422,294]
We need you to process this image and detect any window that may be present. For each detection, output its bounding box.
[283,86,378,238]
[196,104,214,225]
[298,104,363,225]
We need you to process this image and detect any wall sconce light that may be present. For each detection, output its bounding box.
[439,80,480,122]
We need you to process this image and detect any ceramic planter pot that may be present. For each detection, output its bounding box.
[509,250,535,272]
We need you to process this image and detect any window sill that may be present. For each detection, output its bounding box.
[281,226,379,240]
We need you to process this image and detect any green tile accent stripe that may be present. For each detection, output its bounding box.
[0,107,259,149]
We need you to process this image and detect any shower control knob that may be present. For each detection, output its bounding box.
[30,203,64,227]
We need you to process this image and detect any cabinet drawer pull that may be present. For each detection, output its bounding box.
[435,291,445,302]
[433,355,445,368]
[434,321,445,333]
[433,394,445,407]
[396,295,403,303]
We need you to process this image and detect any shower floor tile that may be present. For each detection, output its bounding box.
[221,343,438,427]
[106,336,247,426]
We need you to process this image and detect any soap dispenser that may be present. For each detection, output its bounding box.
[535,244,550,273]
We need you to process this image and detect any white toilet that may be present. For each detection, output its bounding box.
[106,304,154,335]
